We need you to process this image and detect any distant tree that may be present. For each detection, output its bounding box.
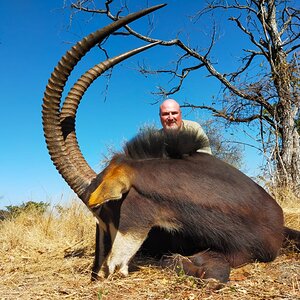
[69,0,300,194]
[201,120,244,169]
[5,201,50,218]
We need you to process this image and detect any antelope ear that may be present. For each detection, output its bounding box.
[88,163,134,207]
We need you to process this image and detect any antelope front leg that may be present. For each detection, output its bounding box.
[101,189,154,277]
[91,222,109,280]
[92,203,122,279]
[105,229,149,276]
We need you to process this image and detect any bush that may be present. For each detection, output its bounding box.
[5,201,50,218]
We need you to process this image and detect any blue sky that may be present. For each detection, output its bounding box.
[0,0,264,209]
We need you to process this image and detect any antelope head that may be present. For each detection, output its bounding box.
[42,4,166,207]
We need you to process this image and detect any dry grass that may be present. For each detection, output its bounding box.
[0,196,299,300]
[271,187,300,229]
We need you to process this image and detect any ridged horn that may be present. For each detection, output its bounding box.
[60,42,161,181]
[42,4,166,200]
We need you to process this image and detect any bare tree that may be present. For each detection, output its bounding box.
[69,0,300,194]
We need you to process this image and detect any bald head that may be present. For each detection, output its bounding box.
[160,99,181,112]
[159,99,182,130]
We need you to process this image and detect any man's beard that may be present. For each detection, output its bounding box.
[165,124,179,131]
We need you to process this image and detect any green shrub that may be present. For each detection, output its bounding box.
[5,201,50,218]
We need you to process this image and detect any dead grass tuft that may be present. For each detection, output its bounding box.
[0,195,299,300]
[271,187,300,229]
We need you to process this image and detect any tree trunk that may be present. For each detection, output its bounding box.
[273,52,300,194]
[266,0,300,194]
[278,109,300,194]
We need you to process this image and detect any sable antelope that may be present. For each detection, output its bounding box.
[42,4,300,283]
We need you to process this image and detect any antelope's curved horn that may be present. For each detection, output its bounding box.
[60,42,161,182]
[42,4,166,201]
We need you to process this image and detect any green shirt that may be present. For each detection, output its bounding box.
[181,120,212,154]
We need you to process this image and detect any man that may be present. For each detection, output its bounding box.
[159,99,212,154]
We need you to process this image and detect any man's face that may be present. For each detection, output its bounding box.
[160,102,182,130]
